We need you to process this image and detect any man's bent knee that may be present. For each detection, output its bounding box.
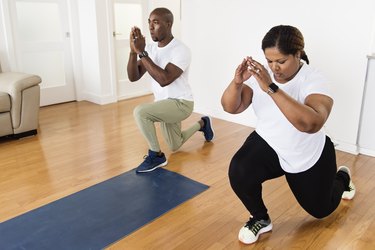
[168,142,182,152]
[133,103,151,119]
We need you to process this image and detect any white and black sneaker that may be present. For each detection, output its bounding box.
[338,166,356,200]
[238,216,273,244]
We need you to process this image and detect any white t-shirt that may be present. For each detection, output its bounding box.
[146,38,194,101]
[246,64,333,173]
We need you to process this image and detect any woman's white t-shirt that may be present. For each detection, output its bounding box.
[246,64,333,173]
[146,38,193,101]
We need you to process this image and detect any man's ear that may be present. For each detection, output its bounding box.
[167,21,173,29]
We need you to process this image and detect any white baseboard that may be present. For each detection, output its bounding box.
[82,91,152,105]
[358,147,375,157]
[329,139,359,155]
[118,91,152,101]
[83,92,117,105]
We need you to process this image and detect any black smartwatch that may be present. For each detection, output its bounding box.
[139,51,148,58]
[267,82,279,94]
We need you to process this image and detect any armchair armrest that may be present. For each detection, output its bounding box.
[0,72,42,130]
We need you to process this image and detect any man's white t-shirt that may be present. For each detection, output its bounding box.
[246,64,333,173]
[146,38,194,101]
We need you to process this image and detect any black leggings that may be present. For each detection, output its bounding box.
[228,131,347,219]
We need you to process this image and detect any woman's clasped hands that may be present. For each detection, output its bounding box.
[234,57,272,92]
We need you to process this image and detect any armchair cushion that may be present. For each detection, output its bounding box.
[0,92,12,136]
[0,92,10,112]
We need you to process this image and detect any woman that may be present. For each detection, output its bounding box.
[221,25,355,245]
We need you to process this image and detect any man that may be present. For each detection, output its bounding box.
[127,7,214,173]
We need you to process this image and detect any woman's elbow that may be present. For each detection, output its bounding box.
[295,120,323,134]
[222,106,233,114]
[221,103,238,114]
[221,100,230,113]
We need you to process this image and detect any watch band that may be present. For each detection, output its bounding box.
[139,51,148,58]
[267,82,279,94]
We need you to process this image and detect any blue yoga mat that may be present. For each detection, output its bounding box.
[0,168,209,250]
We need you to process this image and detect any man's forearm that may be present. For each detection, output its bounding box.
[140,56,171,87]
[127,52,141,82]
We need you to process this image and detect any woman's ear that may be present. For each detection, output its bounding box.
[296,51,302,59]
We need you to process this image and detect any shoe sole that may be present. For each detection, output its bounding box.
[238,223,273,244]
[342,180,356,200]
[136,160,168,173]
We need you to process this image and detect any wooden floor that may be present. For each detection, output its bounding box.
[1,95,374,249]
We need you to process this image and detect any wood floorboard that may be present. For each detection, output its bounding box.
[0,95,374,249]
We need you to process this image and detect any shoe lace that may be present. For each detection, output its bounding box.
[245,218,266,235]
[143,155,152,163]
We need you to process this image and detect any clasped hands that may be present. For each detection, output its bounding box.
[130,26,146,54]
[234,56,272,92]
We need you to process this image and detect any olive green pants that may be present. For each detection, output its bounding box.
[133,98,201,152]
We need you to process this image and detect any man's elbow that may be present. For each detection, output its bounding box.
[158,77,174,87]
[128,74,140,82]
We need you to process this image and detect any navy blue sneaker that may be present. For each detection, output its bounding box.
[136,150,168,173]
[200,116,214,142]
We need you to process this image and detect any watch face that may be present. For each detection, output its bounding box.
[139,51,148,58]
[269,83,279,92]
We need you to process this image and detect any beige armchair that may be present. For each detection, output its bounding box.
[0,71,42,138]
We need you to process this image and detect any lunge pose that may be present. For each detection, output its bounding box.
[221,25,355,244]
[127,8,214,173]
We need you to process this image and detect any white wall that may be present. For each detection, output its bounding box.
[181,0,375,154]
[371,17,375,55]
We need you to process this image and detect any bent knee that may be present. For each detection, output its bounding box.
[228,158,246,183]
[133,103,150,118]
[133,104,143,117]
[310,212,328,219]
[169,143,182,152]
[304,207,331,219]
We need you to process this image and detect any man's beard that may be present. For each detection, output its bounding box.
[151,36,158,42]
